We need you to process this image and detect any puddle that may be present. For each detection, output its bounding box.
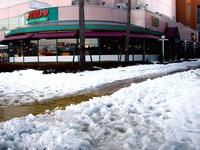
[0,65,199,122]
[0,93,105,122]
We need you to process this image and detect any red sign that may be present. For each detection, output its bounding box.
[58,42,65,47]
[26,9,49,20]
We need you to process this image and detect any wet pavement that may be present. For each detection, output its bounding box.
[0,65,199,122]
[86,65,200,94]
[0,93,104,122]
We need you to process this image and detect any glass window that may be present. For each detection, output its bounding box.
[197,22,200,30]
[0,19,8,31]
[9,42,14,57]
[133,40,143,54]
[85,38,98,48]
[0,16,20,31]
[9,16,20,29]
[23,40,38,56]
[39,39,56,56]
[100,38,120,55]
[57,39,77,56]
[85,38,98,55]
[187,3,191,13]
[13,41,24,57]
[145,40,157,54]
[197,6,200,32]
[197,10,200,16]
[30,40,38,56]
[57,38,99,56]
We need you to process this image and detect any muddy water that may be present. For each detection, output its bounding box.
[0,93,105,122]
[0,65,199,122]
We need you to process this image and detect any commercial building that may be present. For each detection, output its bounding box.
[176,0,200,40]
[192,0,200,35]
[0,0,198,62]
[176,0,200,58]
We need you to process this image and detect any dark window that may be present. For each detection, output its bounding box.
[197,5,200,34]
[187,3,191,13]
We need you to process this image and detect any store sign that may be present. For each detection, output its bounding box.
[191,33,197,41]
[24,7,58,25]
[152,16,159,27]
[26,9,49,24]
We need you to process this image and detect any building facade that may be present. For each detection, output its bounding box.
[176,0,200,58]
[176,0,200,32]
[176,0,192,28]
[0,0,198,62]
[190,0,200,43]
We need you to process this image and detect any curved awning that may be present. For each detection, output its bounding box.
[1,31,161,42]
[3,33,33,41]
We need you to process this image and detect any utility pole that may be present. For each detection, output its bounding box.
[124,0,131,62]
[79,0,86,66]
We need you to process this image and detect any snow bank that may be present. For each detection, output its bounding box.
[0,60,199,105]
[0,69,200,149]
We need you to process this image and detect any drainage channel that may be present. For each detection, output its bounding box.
[0,66,199,122]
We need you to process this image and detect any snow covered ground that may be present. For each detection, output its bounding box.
[0,60,200,106]
[0,60,200,149]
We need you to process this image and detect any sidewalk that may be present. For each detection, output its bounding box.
[82,65,200,94]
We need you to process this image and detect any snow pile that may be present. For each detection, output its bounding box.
[0,60,199,105]
[0,69,200,149]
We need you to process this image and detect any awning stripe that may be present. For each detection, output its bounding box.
[1,32,160,41]
[31,32,76,38]
[85,31,123,37]
[129,33,160,39]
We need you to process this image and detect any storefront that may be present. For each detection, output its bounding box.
[0,45,8,62]
[1,5,198,62]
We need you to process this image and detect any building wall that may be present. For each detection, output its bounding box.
[136,0,176,20]
[176,0,187,26]
[176,0,200,42]
[144,9,197,42]
[0,0,198,43]
[6,5,197,42]
[176,0,193,28]
[0,0,176,31]
[0,0,28,9]
[59,5,127,23]
[190,0,200,31]
[131,9,146,27]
